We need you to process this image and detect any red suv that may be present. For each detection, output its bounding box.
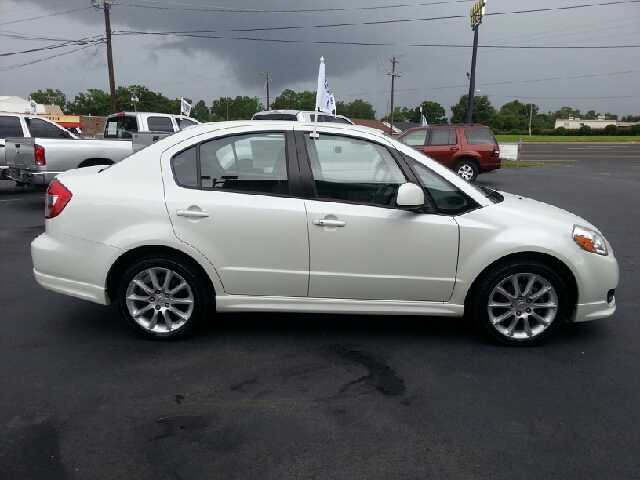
[398,124,500,182]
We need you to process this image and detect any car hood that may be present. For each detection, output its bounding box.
[492,191,599,232]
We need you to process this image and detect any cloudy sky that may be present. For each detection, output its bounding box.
[1,0,639,118]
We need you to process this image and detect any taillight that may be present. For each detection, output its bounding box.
[45,179,72,219]
[35,144,46,166]
[492,147,500,158]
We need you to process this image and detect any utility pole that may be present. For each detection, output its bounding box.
[93,0,117,113]
[528,103,533,136]
[386,56,402,135]
[261,72,272,110]
[466,0,486,124]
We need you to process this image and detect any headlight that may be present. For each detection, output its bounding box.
[573,225,608,256]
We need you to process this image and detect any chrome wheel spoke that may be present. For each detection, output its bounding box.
[487,271,559,341]
[125,266,195,334]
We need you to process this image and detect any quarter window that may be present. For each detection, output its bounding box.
[304,134,406,206]
[147,116,174,132]
[464,128,497,145]
[412,163,472,214]
[428,129,457,146]
[171,132,289,195]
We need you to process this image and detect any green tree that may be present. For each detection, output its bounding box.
[603,124,618,136]
[66,88,112,116]
[336,99,375,120]
[271,89,316,111]
[211,96,263,121]
[621,115,640,122]
[583,110,600,120]
[412,100,447,124]
[450,94,495,125]
[116,85,178,114]
[381,106,413,122]
[29,89,67,111]
[603,112,618,120]
[190,100,212,122]
[553,106,581,120]
[578,125,593,135]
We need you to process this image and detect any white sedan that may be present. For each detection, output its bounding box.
[33,121,618,345]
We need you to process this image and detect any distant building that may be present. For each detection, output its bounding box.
[0,95,45,114]
[555,116,615,129]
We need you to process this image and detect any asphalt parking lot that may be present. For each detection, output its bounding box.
[1,153,639,479]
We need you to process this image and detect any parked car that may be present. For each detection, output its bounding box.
[99,111,200,139]
[398,124,500,182]
[252,110,354,124]
[1,112,133,185]
[33,121,618,345]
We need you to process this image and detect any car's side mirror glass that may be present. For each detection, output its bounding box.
[396,183,424,210]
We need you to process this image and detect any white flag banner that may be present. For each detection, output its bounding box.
[180,97,192,117]
[421,115,428,126]
[29,99,38,115]
[315,57,335,114]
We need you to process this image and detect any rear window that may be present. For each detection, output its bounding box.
[253,114,297,121]
[464,128,497,145]
[176,118,198,130]
[0,116,24,138]
[104,116,138,138]
[147,116,174,132]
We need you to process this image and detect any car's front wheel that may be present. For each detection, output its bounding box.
[117,256,211,340]
[453,159,479,182]
[469,260,569,346]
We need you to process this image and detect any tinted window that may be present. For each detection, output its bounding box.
[412,163,472,214]
[0,116,24,138]
[176,118,198,130]
[428,129,457,146]
[401,130,428,146]
[104,116,138,138]
[304,134,406,206]
[27,118,69,138]
[253,114,298,121]
[147,116,174,132]
[323,116,352,124]
[464,128,496,145]
[172,132,289,195]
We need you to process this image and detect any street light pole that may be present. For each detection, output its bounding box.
[466,0,486,124]
[387,56,402,135]
[261,72,272,111]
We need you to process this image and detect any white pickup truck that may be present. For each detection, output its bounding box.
[97,111,200,139]
[2,113,133,186]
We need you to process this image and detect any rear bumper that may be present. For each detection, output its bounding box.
[7,168,59,185]
[480,159,501,172]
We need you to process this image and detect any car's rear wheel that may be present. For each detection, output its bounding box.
[469,260,569,346]
[117,256,211,340]
[453,159,479,182]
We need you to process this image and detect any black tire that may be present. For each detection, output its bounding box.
[468,260,569,346]
[117,255,212,340]
[453,159,479,182]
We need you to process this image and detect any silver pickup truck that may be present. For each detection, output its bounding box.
[97,111,200,139]
[2,113,133,186]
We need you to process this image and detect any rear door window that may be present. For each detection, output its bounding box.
[464,128,497,145]
[253,114,298,121]
[428,129,457,146]
[147,116,174,132]
[105,116,138,137]
[0,116,25,139]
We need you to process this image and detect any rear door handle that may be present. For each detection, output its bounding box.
[312,219,346,227]
[450,147,459,150]
[176,209,209,218]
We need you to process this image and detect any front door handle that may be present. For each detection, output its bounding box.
[312,219,346,227]
[176,209,209,218]
[450,147,459,150]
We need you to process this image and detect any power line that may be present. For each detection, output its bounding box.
[0,6,92,26]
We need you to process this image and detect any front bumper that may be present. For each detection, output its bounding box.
[568,249,619,322]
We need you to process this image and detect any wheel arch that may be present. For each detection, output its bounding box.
[453,155,481,170]
[106,245,216,304]
[78,158,114,168]
[463,251,578,317]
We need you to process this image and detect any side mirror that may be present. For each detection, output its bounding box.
[396,183,425,210]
